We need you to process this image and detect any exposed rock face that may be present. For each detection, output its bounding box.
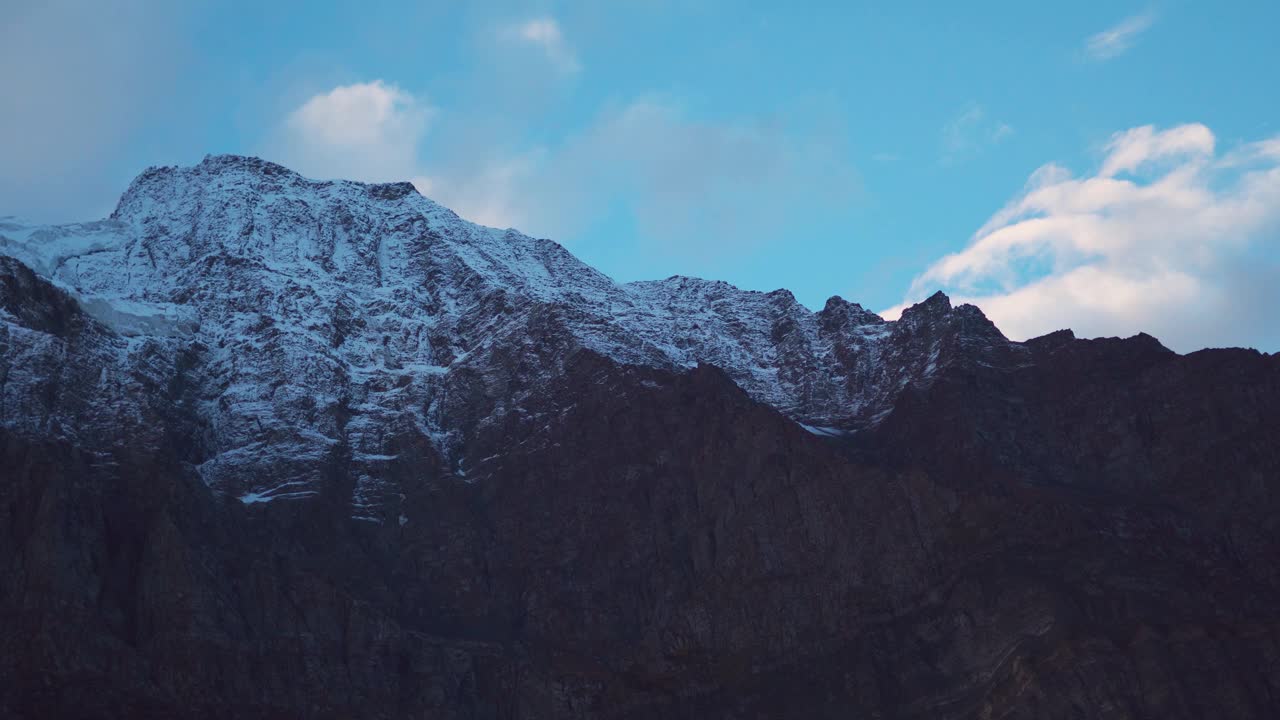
[1,158,1277,718]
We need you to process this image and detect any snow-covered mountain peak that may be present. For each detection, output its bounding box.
[114,154,431,221]
[1,156,1020,515]
[102,154,624,309]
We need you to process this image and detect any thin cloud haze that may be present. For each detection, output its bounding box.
[267,82,858,263]
[1085,12,1156,61]
[0,0,190,223]
[941,103,1013,165]
[503,17,580,73]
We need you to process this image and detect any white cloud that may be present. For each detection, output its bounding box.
[942,103,1012,164]
[887,124,1280,352]
[1085,12,1156,61]
[504,17,580,73]
[1099,123,1214,177]
[271,81,433,183]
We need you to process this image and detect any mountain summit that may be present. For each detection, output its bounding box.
[1,158,1277,719]
[2,155,1008,515]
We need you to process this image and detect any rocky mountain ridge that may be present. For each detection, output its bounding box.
[2,155,1011,518]
[1,157,1277,719]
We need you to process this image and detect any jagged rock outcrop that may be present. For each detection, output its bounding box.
[1,157,1277,718]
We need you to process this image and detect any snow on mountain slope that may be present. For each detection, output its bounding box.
[0,155,1019,518]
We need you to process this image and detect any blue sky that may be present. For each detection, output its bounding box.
[3,0,1278,351]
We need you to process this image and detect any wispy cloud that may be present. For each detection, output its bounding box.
[504,17,580,73]
[887,124,1280,352]
[419,97,858,255]
[268,82,857,262]
[941,103,1012,164]
[1084,12,1157,61]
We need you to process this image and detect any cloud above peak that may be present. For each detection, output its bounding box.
[274,81,432,183]
[889,124,1280,353]
[504,17,580,73]
[1085,12,1156,61]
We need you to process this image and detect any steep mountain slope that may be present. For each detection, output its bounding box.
[0,155,1008,516]
[1,157,1277,719]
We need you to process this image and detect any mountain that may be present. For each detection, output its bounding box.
[1,156,1277,719]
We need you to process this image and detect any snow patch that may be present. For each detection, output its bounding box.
[797,422,845,438]
[77,296,197,337]
[239,481,319,504]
